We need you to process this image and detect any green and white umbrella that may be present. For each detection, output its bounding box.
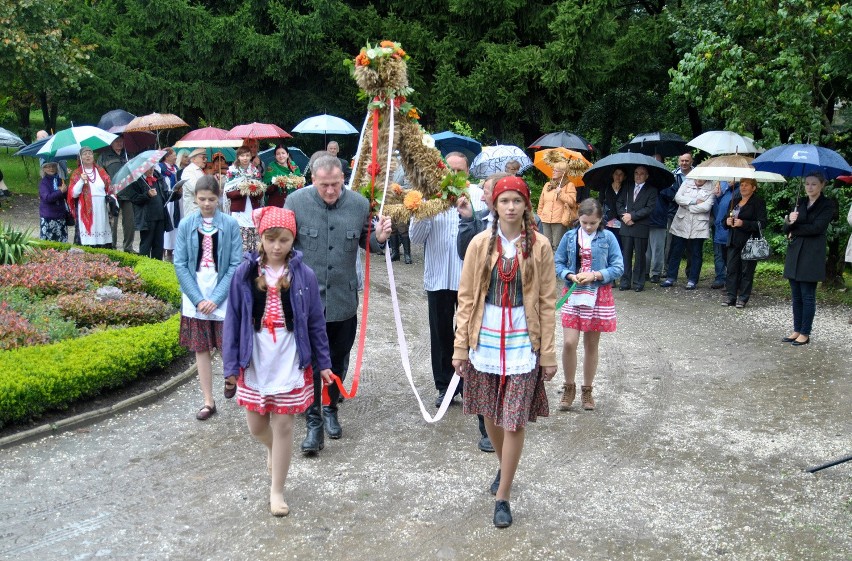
[36,126,118,159]
[112,149,168,193]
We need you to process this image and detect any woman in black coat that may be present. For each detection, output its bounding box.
[781,171,835,346]
[127,167,168,260]
[722,178,766,308]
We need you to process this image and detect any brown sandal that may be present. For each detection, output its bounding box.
[224,382,237,399]
[196,404,217,421]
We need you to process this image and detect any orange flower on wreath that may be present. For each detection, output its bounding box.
[355,49,370,66]
[380,40,395,48]
[404,190,423,211]
[391,182,404,195]
[407,108,420,120]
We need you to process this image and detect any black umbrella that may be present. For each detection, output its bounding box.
[97,109,136,133]
[529,131,594,153]
[618,132,688,158]
[583,152,675,189]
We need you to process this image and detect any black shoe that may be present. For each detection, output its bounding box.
[710,282,725,289]
[791,337,810,346]
[478,435,494,453]
[721,299,736,307]
[322,405,342,439]
[490,469,501,495]
[493,500,513,528]
[404,253,412,264]
[0,190,9,198]
[301,404,325,454]
[634,286,644,292]
[650,275,660,283]
[434,391,447,408]
[618,285,630,291]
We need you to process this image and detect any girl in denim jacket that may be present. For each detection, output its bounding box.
[554,199,624,411]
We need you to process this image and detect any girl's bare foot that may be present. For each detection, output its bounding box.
[270,492,289,517]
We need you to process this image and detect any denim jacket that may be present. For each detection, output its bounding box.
[554,227,625,287]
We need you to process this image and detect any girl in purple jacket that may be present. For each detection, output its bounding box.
[223,207,332,517]
[38,161,69,242]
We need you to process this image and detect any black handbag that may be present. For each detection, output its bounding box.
[741,223,770,261]
[106,194,120,218]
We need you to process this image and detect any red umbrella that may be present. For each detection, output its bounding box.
[174,127,243,148]
[225,122,292,140]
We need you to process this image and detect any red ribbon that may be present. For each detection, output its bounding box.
[321,107,381,406]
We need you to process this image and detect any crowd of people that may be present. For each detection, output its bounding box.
[27,134,852,528]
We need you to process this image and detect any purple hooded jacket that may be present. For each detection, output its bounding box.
[39,173,67,220]
[222,250,332,378]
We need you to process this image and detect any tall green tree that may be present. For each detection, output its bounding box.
[0,0,94,137]
[668,0,851,145]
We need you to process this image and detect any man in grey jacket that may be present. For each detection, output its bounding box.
[285,155,391,454]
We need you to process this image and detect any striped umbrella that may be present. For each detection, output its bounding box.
[112,149,168,193]
[36,126,118,158]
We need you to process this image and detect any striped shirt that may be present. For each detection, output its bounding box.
[409,184,484,292]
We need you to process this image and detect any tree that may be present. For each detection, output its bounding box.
[668,0,852,145]
[0,0,94,137]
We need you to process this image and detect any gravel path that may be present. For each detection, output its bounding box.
[0,194,849,560]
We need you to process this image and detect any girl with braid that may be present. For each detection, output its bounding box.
[222,207,333,517]
[452,176,558,529]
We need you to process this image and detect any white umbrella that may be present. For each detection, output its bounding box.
[687,167,786,183]
[0,127,24,148]
[291,114,358,135]
[469,145,533,179]
[687,131,760,155]
[36,125,118,158]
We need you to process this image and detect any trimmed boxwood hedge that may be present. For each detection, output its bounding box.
[0,243,186,427]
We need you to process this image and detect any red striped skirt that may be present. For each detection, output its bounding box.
[235,366,314,415]
[561,284,617,332]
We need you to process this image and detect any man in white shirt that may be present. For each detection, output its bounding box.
[181,149,208,216]
[409,152,492,452]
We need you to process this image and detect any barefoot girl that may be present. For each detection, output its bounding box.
[222,207,333,517]
[174,175,242,420]
[554,198,624,411]
[452,176,558,528]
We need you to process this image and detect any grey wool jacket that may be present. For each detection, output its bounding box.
[284,186,383,322]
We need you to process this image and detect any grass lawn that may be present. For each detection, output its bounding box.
[0,150,42,196]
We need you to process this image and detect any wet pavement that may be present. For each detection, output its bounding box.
[0,203,850,560]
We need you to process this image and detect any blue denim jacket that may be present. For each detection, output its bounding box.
[554,227,625,287]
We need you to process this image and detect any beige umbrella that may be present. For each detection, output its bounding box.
[123,112,188,132]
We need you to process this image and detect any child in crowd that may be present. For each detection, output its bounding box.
[452,176,557,529]
[224,146,264,251]
[174,176,242,420]
[554,198,624,411]
[223,207,333,517]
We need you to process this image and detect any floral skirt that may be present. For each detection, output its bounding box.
[236,366,314,415]
[462,360,548,432]
[40,217,68,243]
[561,284,617,332]
[179,316,223,352]
[240,227,259,253]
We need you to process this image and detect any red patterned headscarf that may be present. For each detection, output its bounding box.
[252,207,297,237]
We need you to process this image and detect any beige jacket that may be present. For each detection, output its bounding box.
[537,180,577,225]
[453,229,557,368]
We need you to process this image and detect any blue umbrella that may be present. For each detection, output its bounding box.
[97,109,136,133]
[751,144,851,179]
[13,137,76,161]
[431,131,482,160]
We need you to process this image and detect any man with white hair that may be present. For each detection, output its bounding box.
[326,141,352,181]
[180,148,207,216]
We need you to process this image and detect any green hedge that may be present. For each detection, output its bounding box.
[0,243,186,427]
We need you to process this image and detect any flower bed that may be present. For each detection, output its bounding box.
[0,243,185,427]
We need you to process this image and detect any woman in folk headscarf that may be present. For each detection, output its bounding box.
[68,146,114,248]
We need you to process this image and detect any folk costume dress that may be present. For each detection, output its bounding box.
[69,165,113,247]
[561,228,617,332]
[179,217,228,351]
[262,160,302,208]
[224,163,264,252]
[463,228,549,432]
[235,262,314,415]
